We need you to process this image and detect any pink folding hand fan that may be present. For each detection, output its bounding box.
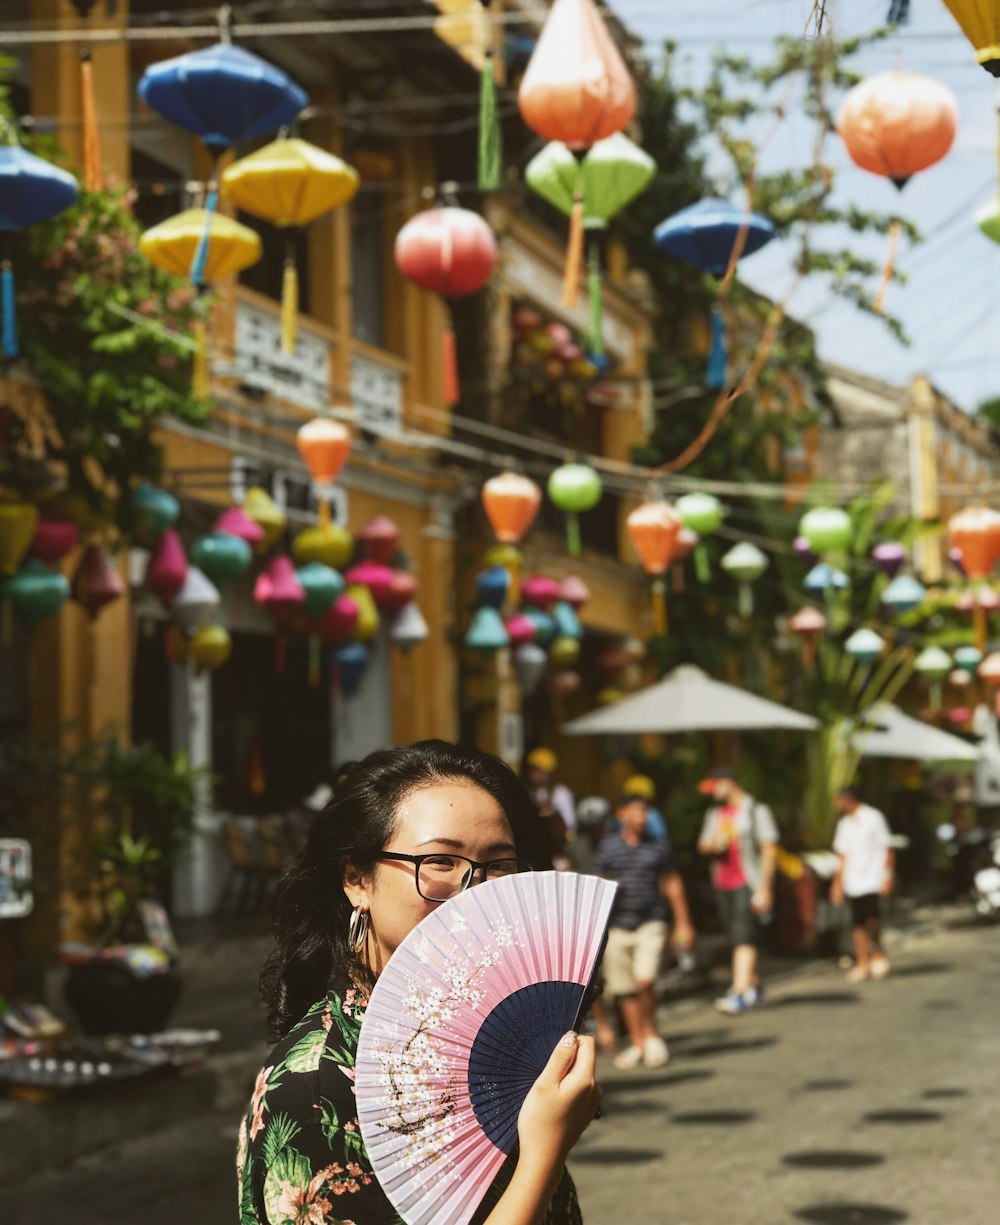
[355,870,616,1225]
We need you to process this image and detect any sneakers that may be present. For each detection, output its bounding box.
[845,965,869,984]
[613,1045,643,1070]
[715,990,757,1015]
[642,1036,670,1068]
[870,955,891,980]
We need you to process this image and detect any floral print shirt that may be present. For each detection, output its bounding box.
[237,976,583,1225]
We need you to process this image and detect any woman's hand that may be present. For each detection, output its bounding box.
[517,1032,601,1166]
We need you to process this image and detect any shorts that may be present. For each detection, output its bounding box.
[849,893,881,926]
[715,885,760,949]
[603,920,669,997]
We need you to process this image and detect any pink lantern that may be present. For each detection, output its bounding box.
[558,576,590,610]
[505,612,537,648]
[548,670,582,698]
[30,517,80,563]
[72,544,124,618]
[254,555,305,622]
[318,594,360,644]
[521,574,561,609]
[215,506,266,550]
[383,570,417,615]
[957,586,1000,613]
[344,560,396,609]
[358,515,401,566]
[145,529,188,602]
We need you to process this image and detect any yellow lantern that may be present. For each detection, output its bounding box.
[189,624,232,673]
[140,209,262,397]
[293,523,354,570]
[347,583,380,644]
[941,1,1000,75]
[221,139,359,353]
[243,487,287,556]
[0,501,39,576]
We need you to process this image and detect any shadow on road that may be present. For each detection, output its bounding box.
[923,999,959,1011]
[671,1109,757,1125]
[783,1150,885,1170]
[770,993,860,1008]
[921,1087,968,1100]
[601,1097,668,1117]
[684,1036,779,1058]
[570,1147,664,1165]
[889,962,954,978]
[793,1203,908,1224]
[801,1079,854,1091]
[601,1068,715,1094]
[863,1108,944,1124]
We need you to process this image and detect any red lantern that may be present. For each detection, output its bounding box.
[318,594,360,645]
[72,544,124,619]
[254,555,305,623]
[394,205,497,406]
[481,473,541,545]
[344,561,396,610]
[30,517,80,564]
[383,570,417,615]
[521,575,561,610]
[358,514,400,566]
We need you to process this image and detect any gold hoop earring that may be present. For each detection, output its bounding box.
[348,907,370,954]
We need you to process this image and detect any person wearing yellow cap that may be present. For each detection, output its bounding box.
[621,775,668,841]
[526,748,577,863]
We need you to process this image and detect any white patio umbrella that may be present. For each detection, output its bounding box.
[561,664,818,735]
[850,704,979,763]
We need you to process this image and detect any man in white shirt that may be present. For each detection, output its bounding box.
[831,786,895,983]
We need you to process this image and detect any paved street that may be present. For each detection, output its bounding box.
[4,922,998,1225]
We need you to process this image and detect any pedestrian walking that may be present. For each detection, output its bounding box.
[830,785,895,982]
[619,774,669,839]
[525,747,578,864]
[595,790,694,1069]
[239,741,599,1224]
[697,766,778,1015]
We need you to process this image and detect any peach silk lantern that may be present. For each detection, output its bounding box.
[481,473,542,545]
[948,506,1000,650]
[626,500,681,636]
[296,419,352,525]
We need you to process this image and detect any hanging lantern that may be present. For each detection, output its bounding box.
[514,642,548,694]
[845,628,886,666]
[390,601,429,652]
[626,500,681,636]
[255,555,305,624]
[548,670,582,699]
[189,624,232,674]
[296,418,352,525]
[318,594,359,645]
[344,561,396,610]
[872,541,906,578]
[357,515,401,566]
[72,544,124,618]
[521,575,561,610]
[335,642,369,699]
[0,501,40,576]
[793,536,818,566]
[482,473,542,544]
[547,462,603,556]
[476,567,510,610]
[395,205,497,406]
[214,506,266,552]
[671,526,699,594]
[130,483,179,545]
[523,607,557,648]
[4,559,70,624]
[384,572,418,617]
[799,506,852,556]
[221,138,358,353]
[145,529,188,603]
[837,72,956,313]
[191,532,253,585]
[720,542,768,619]
[171,567,221,630]
[941,2,1000,75]
[505,612,537,648]
[915,646,952,711]
[955,645,984,675]
[788,606,828,669]
[482,543,524,571]
[978,652,1000,692]
[30,516,80,564]
[346,584,380,644]
[804,563,850,600]
[243,487,287,555]
[526,134,654,350]
[882,574,926,616]
[957,585,1000,614]
[947,506,1000,645]
[550,635,581,671]
[294,521,353,570]
[676,493,723,582]
[553,601,584,641]
[948,667,972,691]
[653,200,775,388]
[465,606,509,654]
[0,146,79,357]
[296,562,344,619]
[558,576,590,610]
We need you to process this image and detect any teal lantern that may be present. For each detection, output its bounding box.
[547,462,603,556]
[464,606,510,654]
[720,542,768,618]
[955,645,983,675]
[914,646,952,710]
[799,506,852,556]
[676,492,724,582]
[882,574,925,616]
[552,600,584,641]
[4,558,70,623]
[296,561,345,618]
[191,531,253,584]
[522,607,557,648]
[131,483,180,544]
[804,563,850,599]
[845,628,885,665]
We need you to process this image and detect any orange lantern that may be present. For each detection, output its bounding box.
[517,0,636,307]
[481,473,542,545]
[626,500,681,636]
[837,71,956,313]
[949,506,1000,650]
[296,419,351,525]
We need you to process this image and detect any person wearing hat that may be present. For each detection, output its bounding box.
[697,767,778,1015]
[620,774,668,840]
[526,747,578,863]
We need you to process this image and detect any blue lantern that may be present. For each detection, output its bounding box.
[804,563,850,599]
[882,574,926,616]
[955,645,983,675]
[553,600,584,641]
[0,146,79,358]
[476,566,510,611]
[464,607,510,655]
[335,642,369,699]
[653,198,775,390]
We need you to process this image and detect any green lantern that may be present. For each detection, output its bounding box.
[676,493,724,582]
[297,561,345,618]
[955,645,983,675]
[525,134,655,354]
[4,558,70,623]
[720,542,768,618]
[191,532,253,584]
[523,607,557,648]
[914,646,952,711]
[977,201,1000,246]
[131,483,180,545]
[799,506,852,557]
[547,463,603,556]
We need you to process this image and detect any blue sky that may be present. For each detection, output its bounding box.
[612,0,999,412]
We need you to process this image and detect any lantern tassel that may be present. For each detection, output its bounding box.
[652,579,668,637]
[706,304,728,389]
[739,583,753,620]
[192,317,210,399]
[975,601,988,653]
[803,638,816,670]
[562,191,585,308]
[308,633,321,687]
[567,512,582,558]
[281,255,298,355]
[80,51,103,193]
[587,243,604,355]
[2,261,18,358]
[872,217,901,316]
[442,325,460,406]
[694,544,711,584]
[478,49,503,192]
[190,186,218,286]
[317,499,332,527]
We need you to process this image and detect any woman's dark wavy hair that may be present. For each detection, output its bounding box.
[260,739,546,1039]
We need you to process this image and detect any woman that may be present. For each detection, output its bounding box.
[237,740,601,1224]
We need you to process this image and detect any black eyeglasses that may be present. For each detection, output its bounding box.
[377,852,524,902]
